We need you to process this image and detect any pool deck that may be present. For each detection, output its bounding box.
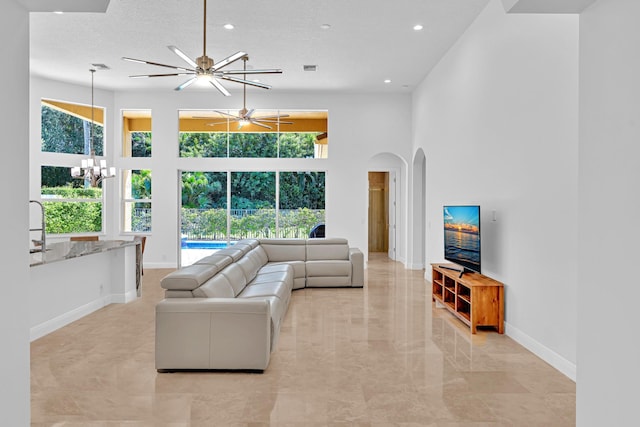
[180,248,220,266]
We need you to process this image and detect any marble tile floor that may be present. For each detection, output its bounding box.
[31,254,575,426]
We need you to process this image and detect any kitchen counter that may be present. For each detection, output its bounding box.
[30,239,140,266]
[29,239,143,341]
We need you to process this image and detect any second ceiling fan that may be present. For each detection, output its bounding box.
[207,56,293,129]
[122,0,281,95]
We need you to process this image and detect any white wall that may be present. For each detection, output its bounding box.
[30,80,413,268]
[412,0,579,378]
[1,2,31,424]
[578,0,640,424]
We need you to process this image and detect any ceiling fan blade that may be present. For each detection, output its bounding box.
[168,45,198,68]
[257,119,295,125]
[219,68,283,75]
[129,72,195,78]
[205,121,230,126]
[251,114,291,120]
[122,57,192,72]
[175,77,197,91]
[213,110,242,119]
[250,120,273,130]
[210,79,231,96]
[245,109,255,118]
[220,75,272,89]
[211,51,247,71]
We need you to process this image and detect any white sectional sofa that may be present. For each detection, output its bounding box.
[156,237,364,372]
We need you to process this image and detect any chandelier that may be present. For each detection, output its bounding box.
[70,69,115,186]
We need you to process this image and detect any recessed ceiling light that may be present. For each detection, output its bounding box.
[413,24,424,31]
[320,23,331,30]
[223,23,234,30]
[384,79,392,84]
[53,11,64,14]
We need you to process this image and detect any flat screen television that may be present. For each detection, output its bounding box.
[443,205,481,275]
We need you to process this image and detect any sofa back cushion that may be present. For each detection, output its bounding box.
[219,263,248,296]
[249,246,269,266]
[259,239,306,262]
[235,239,260,249]
[306,238,349,261]
[192,274,236,298]
[236,253,262,283]
[215,247,246,262]
[194,254,233,270]
[161,263,221,291]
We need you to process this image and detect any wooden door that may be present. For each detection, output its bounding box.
[368,172,389,252]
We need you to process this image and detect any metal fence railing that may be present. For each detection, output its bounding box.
[178,208,325,241]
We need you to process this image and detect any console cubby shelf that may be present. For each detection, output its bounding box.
[431,263,504,334]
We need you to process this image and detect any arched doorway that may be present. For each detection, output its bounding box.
[368,153,407,262]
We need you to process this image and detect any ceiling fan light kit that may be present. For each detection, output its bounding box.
[122,0,281,95]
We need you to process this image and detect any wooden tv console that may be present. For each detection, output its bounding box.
[431,263,504,334]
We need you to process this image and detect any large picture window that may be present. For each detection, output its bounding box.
[180,170,326,266]
[40,99,107,235]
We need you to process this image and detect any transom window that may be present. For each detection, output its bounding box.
[178,110,328,159]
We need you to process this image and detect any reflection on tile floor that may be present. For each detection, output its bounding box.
[31,253,575,426]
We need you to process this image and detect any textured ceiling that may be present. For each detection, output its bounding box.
[29,0,489,94]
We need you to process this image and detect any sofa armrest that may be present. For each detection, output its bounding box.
[155,298,271,371]
[349,248,364,287]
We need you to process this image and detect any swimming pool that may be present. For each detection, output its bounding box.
[181,240,229,249]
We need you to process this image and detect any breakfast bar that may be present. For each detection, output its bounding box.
[29,239,142,341]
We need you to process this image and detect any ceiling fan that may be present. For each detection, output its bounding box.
[121,0,281,96]
[205,57,294,129]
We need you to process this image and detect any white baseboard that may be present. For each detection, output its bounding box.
[505,322,576,382]
[30,291,140,342]
[30,297,109,342]
[110,289,138,304]
[406,261,424,270]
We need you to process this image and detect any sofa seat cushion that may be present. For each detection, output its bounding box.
[305,260,352,287]
[161,263,220,291]
[251,270,293,291]
[306,260,352,277]
[192,274,236,298]
[239,281,290,301]
[262,261,306,289]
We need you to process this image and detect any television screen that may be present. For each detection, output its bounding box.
[443,205,481,273]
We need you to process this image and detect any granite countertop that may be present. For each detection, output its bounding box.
[30,239,140,267]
